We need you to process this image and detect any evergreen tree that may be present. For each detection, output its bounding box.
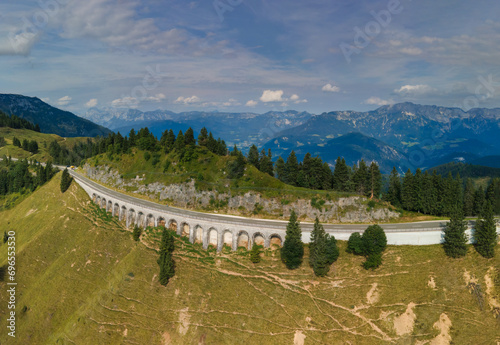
[367,162,382,198]
[325,234,340,265]
[420,171,436,215]
[474,201,497,258]
[346,232,364,255]
[385,167,401,207]
[361,224,387,257]
[259,149,274,176]
[413,168,423,212]
[442,207,468,258]
[157,228,175,286]
[184,127,196,146]
[12,137,21,147]
[247,145,260,169]
[197,127,208,146]
[473,186,485,216]
[230,144,239,156]
[275,156,286,181]
[333,157,350,192]
[228,151,246,179]
[173,130,185,153]
[285,151,299,186]
[281,210,304,269]
[309,217,330,276]
[352,159,368,195]
[133,225,142,241]
[60,168,73,193]
[249,243,262,263]
[463,178,475,217]
[401,169,414,211]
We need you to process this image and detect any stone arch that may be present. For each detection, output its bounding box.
[207,227,218,248]
[101,198,106,209]
[223,230,233,248]
[237,231,250,250]
[120,206,127,221]
[157,217,166,227]
[92,193,96,202]
[95,196,101,206]
[137,212,145,228]
[193,225,203,244]
[107,200,112,213]
[180,222,190,238]
[253,232,265,246]
[168,219,178,232]
[127,209,136,228]
[146,214,155,227]
[113,203,119,217]
[269,234,283,248]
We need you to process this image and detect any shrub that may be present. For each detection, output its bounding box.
[250,243,261,263]
[133,226,142,241]
[347,232,364,255]
[144,151,151,161]
[362,253,382,270]
[361,224,387,256]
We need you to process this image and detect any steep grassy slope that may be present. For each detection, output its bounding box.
[0,127,87,162]
[1,176,500,344]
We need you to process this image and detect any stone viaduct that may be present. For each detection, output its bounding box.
[73,172,284,251]
[69,170,500,249]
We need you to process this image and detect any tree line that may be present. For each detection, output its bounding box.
[12,137,38,154]
[0,157,56,196]
[385,167,500,216]
[0,111,40,132]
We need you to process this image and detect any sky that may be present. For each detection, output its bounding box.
[1,0,500,116]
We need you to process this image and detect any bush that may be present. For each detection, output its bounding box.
[347,232,364,255]
[250,243,261,263]
[133,226,142,241]
[144,151,151,161]
[60,168,73,193]
[362,224,387,256]
[362,253,382,270]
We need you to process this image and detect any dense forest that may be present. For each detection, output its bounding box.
[0,157,56,196]
[0,111,40,132]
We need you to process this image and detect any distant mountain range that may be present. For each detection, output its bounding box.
[262,102,500,173]
[0,94,111,137]
[83,107,312,148]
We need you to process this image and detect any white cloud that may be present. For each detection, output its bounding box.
[322,83,340,92]
[294,99,308,104]
[111,97,139,108]
[174,95,200,104]
[394,84,434,95]
[144,93,166,102]
[364,97,394,106]
[290,94,300,101]
[85,98,98,107]
[260,90,284,102]
[0,32,39,56]
[246,100,258,107]
[222,98,240,107]
[399,47,422,55]
[57,96,72,106]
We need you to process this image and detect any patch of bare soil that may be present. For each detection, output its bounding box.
[430,313,452,345]
[393,302,416,336]
[293,330,306,345]
[178,308,190,335]
[366,283,379,304]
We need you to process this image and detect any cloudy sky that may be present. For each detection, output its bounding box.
[1,0,500,115]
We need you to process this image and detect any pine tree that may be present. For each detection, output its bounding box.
[184,128,196,146]
[228,151,246,179]
[473,186,485,216]
[197,127,208,146]
[442,207,468,258]
[246,145,260,169]
[309,217,322,267]
[157,228,175,286]
[401,169,414,211]
[368,162,382,199]
[352,159,368,195]
[173,130,185,153]
[249,243,262,263]
[259,149,274,176]
[463,178,475,217]
[285,151,299,186]
[346,232,364,255]
[474,201,497,258]
[361,224,387,270]
[333,157,350,192]
[60,168,73,193]
[281,210,304,269]
[275,156,286,181]
[385,167,401,207]
[325,234,339,265]
[413,168,423,212]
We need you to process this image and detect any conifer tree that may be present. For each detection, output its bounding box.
[346,232,364,255]
[60,168,73,193]
[474,201,497,258]
[368,162,382,199]
[401,169,414,211]
[281,210,304,269]
[133,225,142,241]
[463,178,475,217]
[325,234,339,265]
[420,171,435,214]
[385,167,401,207]
[473,186,485,216]
[352,159,368,195]
[184,127,196,146]
[285,151,299,186]
[197,127,208,146]
[249,243,262,263]
[333,157,350,192]
[442,207,468,258]
[413,168,423,212]
[275,156,286,181]
[157,228,175,286]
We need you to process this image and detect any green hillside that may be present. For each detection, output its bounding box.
[1,174,500,344]
[0,127,88,162]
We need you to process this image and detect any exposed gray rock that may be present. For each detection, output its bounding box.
[84,163,400,223]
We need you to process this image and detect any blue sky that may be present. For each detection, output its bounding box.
[1,0,500,116]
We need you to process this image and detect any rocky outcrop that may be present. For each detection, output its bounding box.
[84,164,400,223]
